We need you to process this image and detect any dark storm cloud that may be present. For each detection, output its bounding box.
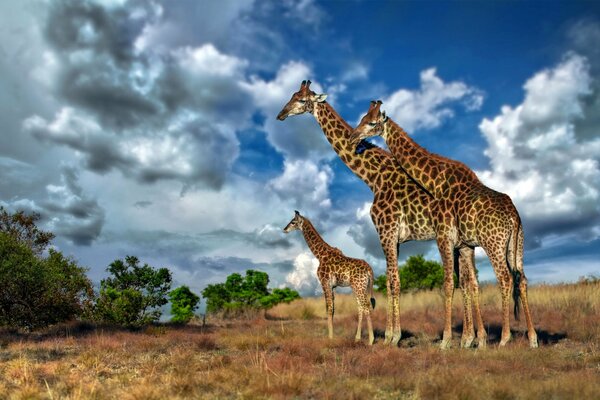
[133,200,152,209]
[29,0,255,192]
[1,165,105,246]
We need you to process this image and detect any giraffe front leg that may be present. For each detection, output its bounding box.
[437,238,456,350]
[323,285,335,339]
[382,238,401,346]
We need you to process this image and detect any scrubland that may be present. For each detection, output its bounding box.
[1,280,599,399]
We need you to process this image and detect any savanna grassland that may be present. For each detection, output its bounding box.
[1,280,599,399]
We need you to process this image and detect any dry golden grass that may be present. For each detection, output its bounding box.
[1,281,599,399]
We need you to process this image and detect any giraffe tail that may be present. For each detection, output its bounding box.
[509,216,522,321]
[369,266,376,310]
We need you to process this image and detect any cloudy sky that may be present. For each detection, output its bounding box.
[1,0,599,299]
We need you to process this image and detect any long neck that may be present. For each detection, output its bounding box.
[300,218,331,260]
[383,120,439,195]
[312,102,384,190]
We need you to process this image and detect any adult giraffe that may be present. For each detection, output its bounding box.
[277,81,486,348]
[352,101,538,348]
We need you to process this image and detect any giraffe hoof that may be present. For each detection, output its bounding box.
[477,338,488,349]
[439,339,452,350]
[391,333,401,346]
[530,338,539,348]
[461,337,474,349]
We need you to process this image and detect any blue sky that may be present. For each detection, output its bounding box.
[1,0,599,298]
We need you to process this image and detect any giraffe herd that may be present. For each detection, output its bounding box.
[276,80,538,349]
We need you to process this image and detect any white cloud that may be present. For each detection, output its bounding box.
[382,68,484,132]
[478,53,600,244]
[242,61,333,161]
[284,252,320,295]
[269,159,333,218]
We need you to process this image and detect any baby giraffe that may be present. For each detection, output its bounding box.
[283,211,376,345]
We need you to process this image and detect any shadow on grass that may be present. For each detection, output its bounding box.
[0,321,216,345]
[450,323,567,346]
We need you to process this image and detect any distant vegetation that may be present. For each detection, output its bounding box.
[374,254,451,294]
[169,285,201,324]
[93,256,173,327]
[202,270,300,317]
[0,207,299,330]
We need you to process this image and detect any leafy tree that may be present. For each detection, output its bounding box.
[202,270,301,316]
[0,232,93,330]
[169,286,200,324]
[400,254,445,291]
[94,256,172,327]
[374,274,387,294]
[373,255,463,294]
[0,206,54,255]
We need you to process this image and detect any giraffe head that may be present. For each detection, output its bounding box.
[283,210,304,233]
[351,100,389,153]
[277,80,328,120]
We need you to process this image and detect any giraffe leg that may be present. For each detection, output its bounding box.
[516,227,538,348]
[381,237,401,345]
[323,285,334,339]
[437,238,456,349]
[466,248,487,348]
[366,309,374,345]
[458,249,475,348]
[355,295,364,342]
[459,247,487,348]
[485,244,513,347]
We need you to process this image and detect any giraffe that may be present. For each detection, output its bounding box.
[284,210,376,344]
[352,101,538,348]
[277,81,486,348]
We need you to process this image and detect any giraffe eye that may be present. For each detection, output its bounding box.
[368,122,376,127]
[298,99,306,104]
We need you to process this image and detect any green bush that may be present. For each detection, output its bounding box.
[202,270,300,316]
[169,286,200,324]
[374,254,461,294]
[0,232,93,330]
[94,256,172,327]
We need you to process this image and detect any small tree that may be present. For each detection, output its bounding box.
[373,255,461,294]
[169,286,200,324]
[94,256,172,327]
[0,206,54,255]
[0,232,93,330]
[400,254,445,291]
[202,270,301,316]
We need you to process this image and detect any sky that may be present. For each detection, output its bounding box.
[1,0,599,300]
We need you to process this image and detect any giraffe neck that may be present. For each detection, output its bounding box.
[300,218,332,260]
[383,120,439,195]
[312,102,381,191]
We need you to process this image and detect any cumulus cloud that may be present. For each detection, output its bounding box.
[284,252,320,296]
[243,61,333,161]
[25,107,240,191]
[477,53,600,246]
[381,68,484,132]
[268,159,333,218]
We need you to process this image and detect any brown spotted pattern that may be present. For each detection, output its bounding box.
[278,82,484,348]
[352,102,538,348]
[284,211,376,344]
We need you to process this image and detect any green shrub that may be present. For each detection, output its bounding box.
[0,232,93,330]
[169,286,200,324]
[202,270,300,316]
[94,256,172,327]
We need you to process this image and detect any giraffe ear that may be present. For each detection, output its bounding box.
[295,210,300,216]
[382,111,388,122]
[314,93,327,103]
